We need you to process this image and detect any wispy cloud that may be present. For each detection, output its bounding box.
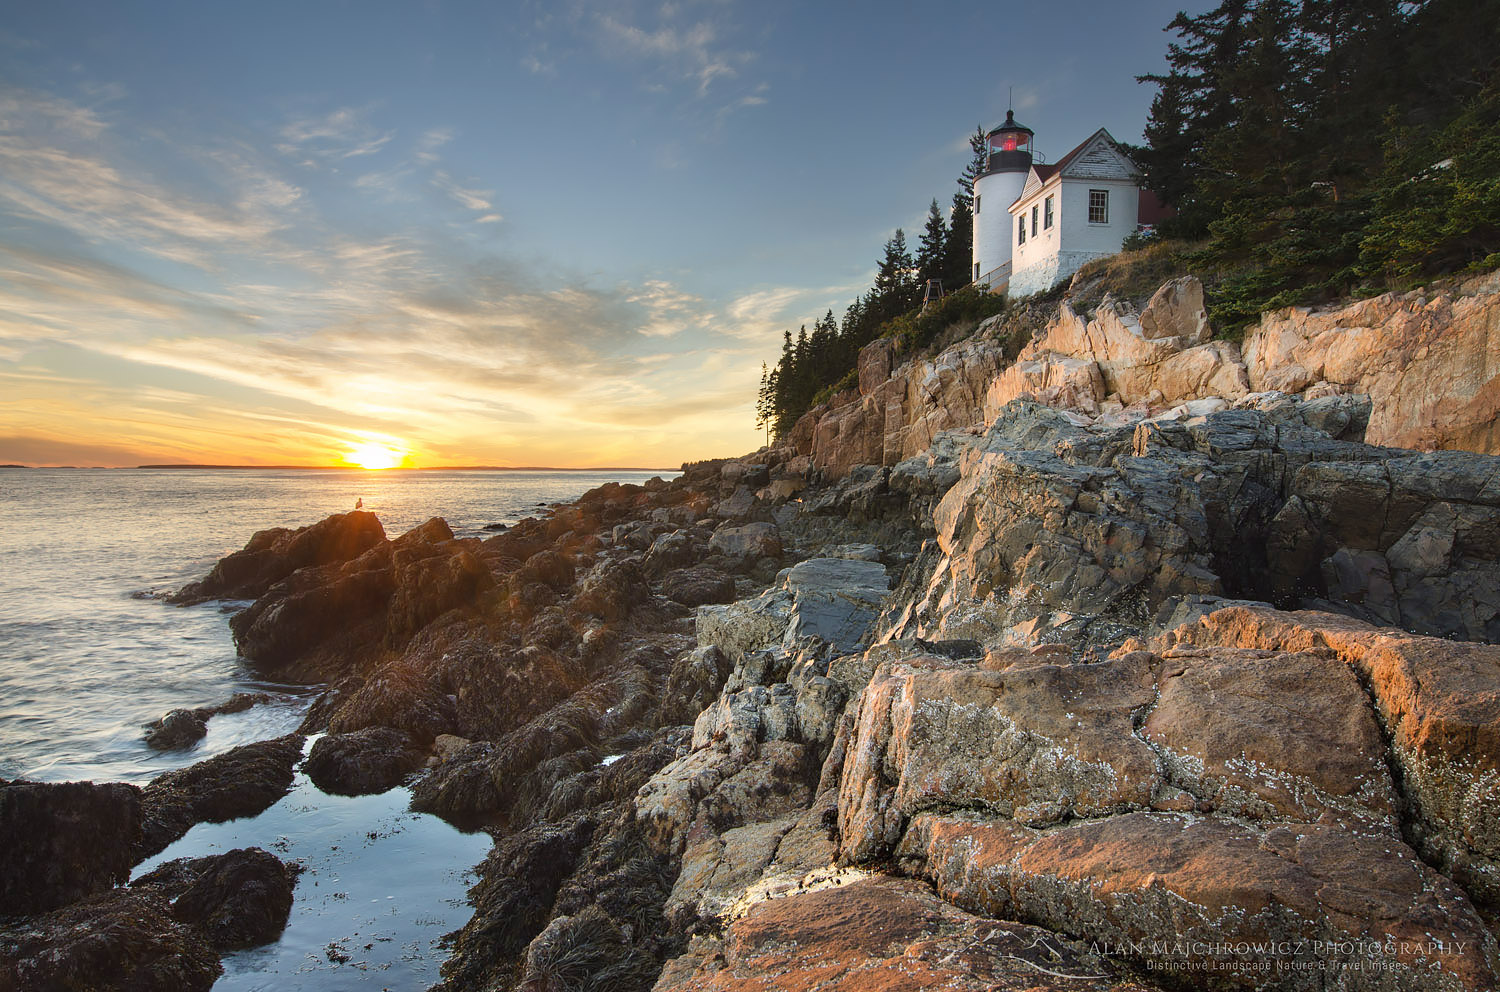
[277,106,395,162]
[0,82,781,467]
[415,127,453,164]
[587,2,764,117]
[432,171,495,212]
[0,90,301,270]
[628,279,714,338]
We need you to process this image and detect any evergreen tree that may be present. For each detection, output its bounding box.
[945,193,974,288]
[1136,0,1254,233]
[956,125,987,207]
[916,199,949,288]
[870,229,916,324]
[754,362,774,441]
[1361,78,1500,283]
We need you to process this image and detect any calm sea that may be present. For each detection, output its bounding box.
[1,466,671,989]
[0,466,670,784]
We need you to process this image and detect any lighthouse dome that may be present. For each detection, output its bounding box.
[982,110,1034,175]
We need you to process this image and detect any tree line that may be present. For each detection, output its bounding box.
[1137,0,1500,329]
[755,131,991,440]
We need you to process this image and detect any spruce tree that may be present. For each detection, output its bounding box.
[956,125,987,207]
[916,199,949,288]
[945,193,974,288]
[871,229,916,324]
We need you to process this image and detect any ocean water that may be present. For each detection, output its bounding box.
[0,466,670,989]
[0,466,669,784]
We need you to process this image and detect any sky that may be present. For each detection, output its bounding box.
[0,0,1202,468]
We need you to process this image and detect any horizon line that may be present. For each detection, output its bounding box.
[1,463,681,473]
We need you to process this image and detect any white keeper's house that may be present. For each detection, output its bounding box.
[971,111,1168,297]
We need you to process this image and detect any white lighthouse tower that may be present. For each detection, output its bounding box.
[971,110,1034,291]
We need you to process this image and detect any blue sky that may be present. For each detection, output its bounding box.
[0,0,1201,467]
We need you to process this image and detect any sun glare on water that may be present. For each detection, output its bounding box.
[343,443,408,470]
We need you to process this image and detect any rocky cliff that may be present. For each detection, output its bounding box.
[6,270,1500,991]
[781,266,1500,481]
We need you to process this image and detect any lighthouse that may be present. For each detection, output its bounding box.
[971,110,1034,290]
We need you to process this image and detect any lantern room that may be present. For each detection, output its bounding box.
[984,110,1034,174]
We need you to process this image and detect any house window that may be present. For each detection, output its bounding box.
[974,262,981,280]
[974,194,980,214]
[1088,189,1109,224]
[1018,215,1026,245]
[1031,204,1038,236]
[1044,196,1054,229]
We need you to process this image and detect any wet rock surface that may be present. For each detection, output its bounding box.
[0,888,222,992]
[0,779,143,915]
[132,846,296,950]
[142,692,277,751]
[302,726,425,795]
[138,733,305,858]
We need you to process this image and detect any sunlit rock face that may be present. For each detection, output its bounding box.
[820,624,1500,991]
[790,269,1500,485]
[1243,270,1500,454]
[879,400,1500,649]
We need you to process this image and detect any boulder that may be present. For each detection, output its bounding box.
[665,813,799,926]
[131,846,295,950]
[571,558,651,622]
[836,647,1164,861]
[1138,274,1212,344]
[142,693,279,751]
[323,660,455,742]
[636,741,816,858]
[900,811,1498,992]
[708,522,783,562]
[885,399,1500,648]
[659,646,734,727]
[1142,644,1398,827]
[169,510,385,604]
[303,727,425,795]
[1165,606,1500,904]
[643,531,699,576]
[778,558,890,655]
[143,709,208,751]
[696,557,889,664]
[856,337,894,396]
[1273,449,1500,641]
[1242,281,1500,453]
[0,779,143,914]
[225,517,490,681]
[0,888,220,991]
[655,875,1134,992]
[659,566,737,607]
[786,335,1005,480]
[984,352,1107,416]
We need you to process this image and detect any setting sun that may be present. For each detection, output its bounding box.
[342,443,408,470]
